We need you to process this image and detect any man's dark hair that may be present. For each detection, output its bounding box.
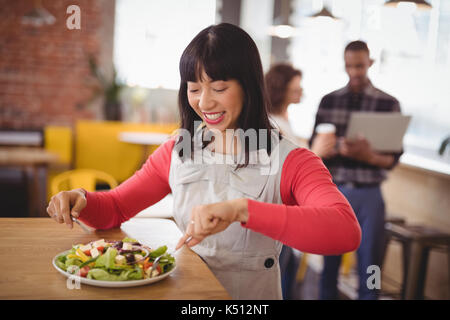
[344,40,370,54]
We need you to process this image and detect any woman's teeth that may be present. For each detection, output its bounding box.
[204,112,225,120]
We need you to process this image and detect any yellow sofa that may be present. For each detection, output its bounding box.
[75,120,178,183]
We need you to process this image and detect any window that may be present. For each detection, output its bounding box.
[114,0,217,89]
[288,0,450,173]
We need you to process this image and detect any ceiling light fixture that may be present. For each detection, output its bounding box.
[384,0,432,10]
[269,0,297,39]
[309,6,339,19]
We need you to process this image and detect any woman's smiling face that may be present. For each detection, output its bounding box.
[187,71,244,132]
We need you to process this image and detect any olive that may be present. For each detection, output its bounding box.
[126,254,135,263]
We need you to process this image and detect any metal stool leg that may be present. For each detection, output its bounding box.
[381,232,392,270]
[400,239,410,300]
[448,245,450,299]
[404,241,428,300]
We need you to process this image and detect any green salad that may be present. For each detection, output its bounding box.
[54,237,175,281]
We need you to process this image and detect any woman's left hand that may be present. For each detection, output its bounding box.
[175,198,249,250]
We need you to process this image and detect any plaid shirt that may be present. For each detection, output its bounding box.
[309,81,403,185]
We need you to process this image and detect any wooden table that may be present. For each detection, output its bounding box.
[0,218,231,300]
[119,132,170,145]
[0,147,59,217]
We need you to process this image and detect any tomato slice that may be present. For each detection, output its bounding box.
[143,262,152,270]
[143,262,162,274]
[97,246,104,253]
[79,266,90,278]
[83,250,91,256]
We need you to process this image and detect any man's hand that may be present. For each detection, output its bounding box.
[311,134,337,159]
[339,135,396,168]
[338,135,374,163]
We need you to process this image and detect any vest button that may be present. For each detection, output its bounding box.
[264,258,274,269]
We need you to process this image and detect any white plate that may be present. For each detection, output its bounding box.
[52,250,176,288]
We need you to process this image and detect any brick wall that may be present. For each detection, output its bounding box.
[0,0,115,129]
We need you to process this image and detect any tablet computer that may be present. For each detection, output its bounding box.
[345,112,411,152]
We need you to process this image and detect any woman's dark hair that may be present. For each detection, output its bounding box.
[265,63,302,115]
[176,23,279,166]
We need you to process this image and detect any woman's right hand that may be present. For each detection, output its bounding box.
[46,188,87,229]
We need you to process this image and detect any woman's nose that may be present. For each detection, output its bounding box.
[199,90,215,109]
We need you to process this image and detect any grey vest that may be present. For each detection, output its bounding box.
[168,128,299,299]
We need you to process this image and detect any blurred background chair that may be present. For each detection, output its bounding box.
[44,126,73,168]
[75,120,178,183]
[50,168,118,196]
[44,125,74,201]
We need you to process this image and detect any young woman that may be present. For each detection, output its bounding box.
[265,63,305,147]
[47,23,361,300]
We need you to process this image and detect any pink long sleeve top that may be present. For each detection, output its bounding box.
[78,138,361,255]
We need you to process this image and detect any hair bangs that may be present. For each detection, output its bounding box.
[180,31,239,83]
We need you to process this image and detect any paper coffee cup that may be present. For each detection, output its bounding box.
[315,123,336,135]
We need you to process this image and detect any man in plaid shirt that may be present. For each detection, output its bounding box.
[309,40,403,300]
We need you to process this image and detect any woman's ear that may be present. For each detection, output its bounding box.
[369,58,375,67]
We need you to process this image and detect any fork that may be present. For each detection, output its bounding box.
[149,236,192,276]
[71,216,94,234]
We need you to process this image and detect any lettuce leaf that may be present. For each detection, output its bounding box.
[94,247,117,269]
[55,260,67,271]
[57,254,67,263]
[149,245,167,258]
[87,268,120,281]
[158,253,176,272]
[87,266,143,281]
[126,266,143,280]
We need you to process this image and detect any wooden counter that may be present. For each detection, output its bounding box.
[0,147,59,217]
[0,218,231,300]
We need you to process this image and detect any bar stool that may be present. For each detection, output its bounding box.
[383,222,450,299]
[381,216,406,268]
[295,216,406,284]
